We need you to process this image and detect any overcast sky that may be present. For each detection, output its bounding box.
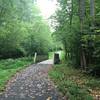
[37,0,57,19]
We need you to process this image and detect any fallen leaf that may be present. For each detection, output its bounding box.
[46,96,52,100]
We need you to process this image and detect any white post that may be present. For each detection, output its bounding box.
[34,52,37,63]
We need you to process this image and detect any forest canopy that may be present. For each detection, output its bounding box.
[0,0,52,58]
[51,0,100,75]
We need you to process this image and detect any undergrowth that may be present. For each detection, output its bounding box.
[49,64,100,100]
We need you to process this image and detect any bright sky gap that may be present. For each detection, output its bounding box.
[37,0,57,19]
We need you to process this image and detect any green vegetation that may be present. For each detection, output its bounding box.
[0,0,55,93]
[50,0,100,98]
[51,0,100,75]
[0,57,33,91]
[0,0,100,99]
[48,52,54,59]
[0,0,53,59]
[49,65,100,100]
[48,51,65,60]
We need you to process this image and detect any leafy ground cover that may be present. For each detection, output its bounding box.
[49,64,100,100]
[0,57,33,92]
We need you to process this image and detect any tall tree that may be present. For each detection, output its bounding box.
[78,0,87,69]
[90,0,95,28]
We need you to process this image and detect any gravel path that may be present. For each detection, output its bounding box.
[0,60,63,100]
[38,59,53,64]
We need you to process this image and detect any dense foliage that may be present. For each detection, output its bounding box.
[0,0,52,59]
[51,0,100,74]
[49,64,100,99]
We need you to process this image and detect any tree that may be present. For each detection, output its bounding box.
[51,0,100,72]
[0,0,52,58]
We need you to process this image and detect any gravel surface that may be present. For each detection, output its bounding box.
[38,59,54,64]
[0,60,64,100]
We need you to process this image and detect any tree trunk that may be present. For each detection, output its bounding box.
[69,0,73,31]
[90,0,95,28]
[90,0,95,18]
[78,0,87,69]
[88,0,95,67]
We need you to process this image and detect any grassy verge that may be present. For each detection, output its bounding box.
[49,64,100,100]
[0,57,33,92]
